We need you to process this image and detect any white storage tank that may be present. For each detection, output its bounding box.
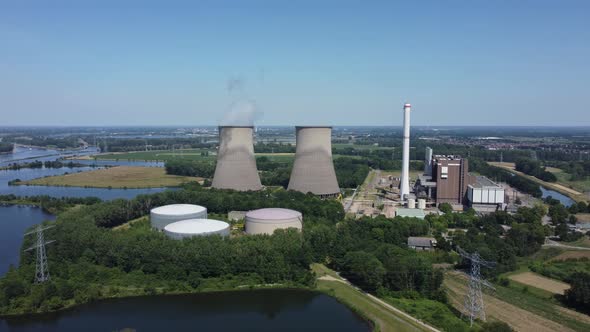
[150,204,207,231]
[164,219,230,240]
[407,199,416,209]
[245,208,303,235]
[417,199,426,210]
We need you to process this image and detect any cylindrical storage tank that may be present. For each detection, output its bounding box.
[150,204,207,231]
[245,208,303,235]
[418,199,426,210]
[407,198,416,209]
[164,219,230,240]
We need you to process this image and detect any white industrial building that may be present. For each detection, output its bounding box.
[467,177,505,211]
[245,208,303,235]
[164,219,230,240]
[150,204,208,231]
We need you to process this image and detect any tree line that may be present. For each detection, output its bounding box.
[515,158,557,182]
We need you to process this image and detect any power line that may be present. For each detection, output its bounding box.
[456,246,496,326]
[24,225,56,283]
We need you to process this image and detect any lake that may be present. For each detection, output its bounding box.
[0,205,55,275]
[0,290,371,332]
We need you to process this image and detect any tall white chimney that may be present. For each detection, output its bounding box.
[400,103,411,199]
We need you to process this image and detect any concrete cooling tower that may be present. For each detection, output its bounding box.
[212,126,262,191]
[288,126,340,197]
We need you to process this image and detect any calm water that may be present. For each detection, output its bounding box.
[0,290,371,332]
[0,147,100,167]
[0,205,55,275]
[540,186,575,207]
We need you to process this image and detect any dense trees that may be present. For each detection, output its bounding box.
[0,143,13,153]
[563,272,590,313]
[469,158,543,197]
[515,158,557,182]
[165,159,215,178]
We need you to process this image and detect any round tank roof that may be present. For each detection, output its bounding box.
[151,204,206,216]
[164,219,229,234]
[246,208,302,221]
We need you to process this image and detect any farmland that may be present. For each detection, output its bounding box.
[508,271,570,295]
[18,166,201,188]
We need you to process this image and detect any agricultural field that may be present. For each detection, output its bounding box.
[508,271,570,295]
[19,166,201,188]
[551,169,590,193]
[444,271,590,332]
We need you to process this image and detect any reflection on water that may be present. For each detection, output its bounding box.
[0,290,370,332]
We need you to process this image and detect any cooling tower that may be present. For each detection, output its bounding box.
[212,126,262,191]
[288,126,340,197]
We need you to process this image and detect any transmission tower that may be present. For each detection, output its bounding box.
[24,225,56,283]
[456,247,496,326]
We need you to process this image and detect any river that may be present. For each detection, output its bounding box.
[0,290,370,332]
[540,186,575,207]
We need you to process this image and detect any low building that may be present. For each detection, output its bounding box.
[408,237,437,251]
[228,211,247,221]
[467,176,505,212]
[395,208,426,219]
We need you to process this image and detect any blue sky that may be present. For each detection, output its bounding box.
[1,0,589,126]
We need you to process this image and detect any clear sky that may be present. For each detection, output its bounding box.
[1,0,589,126]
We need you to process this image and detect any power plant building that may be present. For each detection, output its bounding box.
[288,126,340,197]
[245,208,303,235]
[467,176,505,206]
[212,126,262,191]
[164,219,230,240]
[150,204,208,231]
[431,155,473,205]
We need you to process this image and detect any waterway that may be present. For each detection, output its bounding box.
[0,205,55,275]
[0,290,371,332]
[540,186,575,207]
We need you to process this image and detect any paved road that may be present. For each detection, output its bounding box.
[544,239,590,251]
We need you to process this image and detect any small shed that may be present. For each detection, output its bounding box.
[407,237,437,251]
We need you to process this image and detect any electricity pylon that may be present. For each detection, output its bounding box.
[24,225,56,283]
[457,247,496,326]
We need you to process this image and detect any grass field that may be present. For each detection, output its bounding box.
[562,237,590,249]
[92,149,215,162]
[333,143,395,151]
[508,271,570,295]
[312,264,432,332]
[20,166,201,188]
[444,271,590,332]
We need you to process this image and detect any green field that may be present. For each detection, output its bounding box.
[312,264,430,332]
[553,170,590,194]
[91,149,215,162]
[333,143,395,151]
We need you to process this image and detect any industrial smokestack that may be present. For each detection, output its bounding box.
[288,126,340,197]
[212,126,262,191]
[424,147,433,176]
[400,103,411,199]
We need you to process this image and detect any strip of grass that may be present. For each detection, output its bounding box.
[383,297,470,332]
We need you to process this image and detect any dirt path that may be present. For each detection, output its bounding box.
[444,272,574,332]
[508,272,570,295]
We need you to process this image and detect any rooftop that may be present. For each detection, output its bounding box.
[164,219,229,234]
[151,204,207,216]
[246,208,302,221]
[470,176,502,189]
[408,237,436,247]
